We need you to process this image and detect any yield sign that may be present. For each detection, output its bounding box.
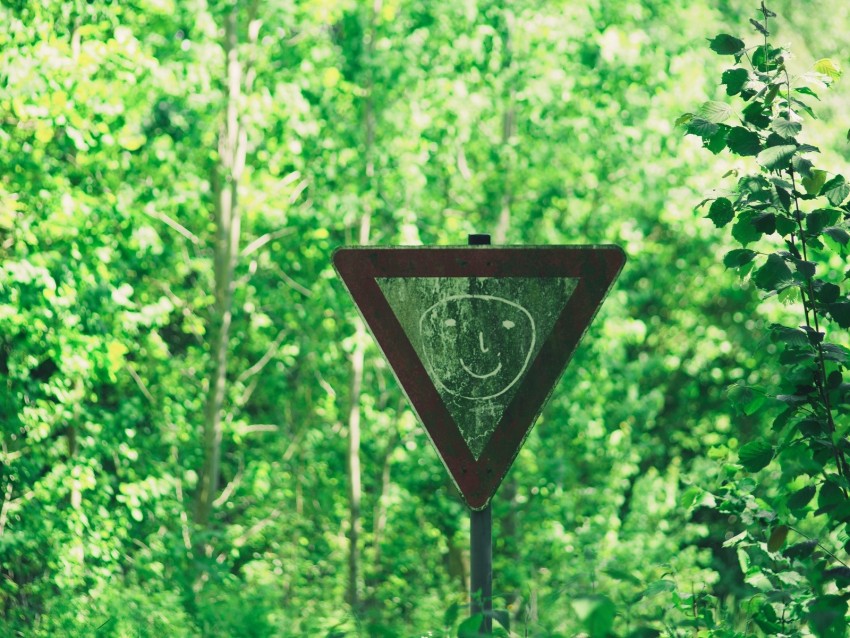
[333,246,625,509]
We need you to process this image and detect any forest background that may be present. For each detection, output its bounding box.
[2,0,850,636]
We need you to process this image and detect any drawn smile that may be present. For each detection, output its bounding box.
[460,359,502,379]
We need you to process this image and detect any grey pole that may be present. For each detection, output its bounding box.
[468,233,493,634]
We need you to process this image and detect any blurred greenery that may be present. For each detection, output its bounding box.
[0,0,848,636]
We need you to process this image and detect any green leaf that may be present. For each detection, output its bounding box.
[753,253,793,291]
[752,212,776,234]
[757,145,796,170]
[443,602,461,628]
[732,210,765,245]
[707,198,734,227]
[802,169,828,196]
[792,155,814,179]
[636,580,676,601]
[675,113,694,127]
[749,18,769,36]
[726,127,761,156]
[796,260,817,278]
[724,248,757,268]
[571,596,616,638]
[792,97,817,119]
[697,100,734,123]
[829,301,850,328]
[824,567,850,587]
[686,117,718,139]
[814,58,842,80]
[772,117,801,139]
[817,282,841,304]
[708,34,745,55]
[818,480,844,512]
[822,342,850,363]
[822,175,850,206]
[787,484,816,510]
[754,602,782,634]
[767,525,788,552]
[784,539,817,559]
[743,101,771,129]
[775,185,792,211]
[457,614,485,637]
[776,215,797,235]
[770,324,809,347]
[704,125,729,154]
[795,86,820,100]
[752,46,782,72]
[807,208,841,232]
[723,530,747,548]
[722,68,749,95]
[738,438,774,472]
[824,227,850,245]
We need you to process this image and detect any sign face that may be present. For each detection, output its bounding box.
[333,246,625,510]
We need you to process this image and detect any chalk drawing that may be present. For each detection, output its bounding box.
[419,295,536,402]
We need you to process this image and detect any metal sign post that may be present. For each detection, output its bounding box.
[467,233,493,634]
[332,236,625,633]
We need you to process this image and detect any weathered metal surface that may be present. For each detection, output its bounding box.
[333,245,626,510]
[378,276,577,459]
[470,506,492,632]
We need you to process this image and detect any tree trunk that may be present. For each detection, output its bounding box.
[196,7,245,531]
[346,0,381,611]
[493,11,515,245]
[493,9,523,609]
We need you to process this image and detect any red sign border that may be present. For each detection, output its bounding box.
[333,246,626,510]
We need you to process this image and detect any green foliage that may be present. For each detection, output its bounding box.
[0,0,848,636]
[683,1,850,635]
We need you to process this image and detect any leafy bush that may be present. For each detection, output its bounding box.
[681,2,850,635]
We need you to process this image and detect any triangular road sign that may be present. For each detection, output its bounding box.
[333,246,625,510]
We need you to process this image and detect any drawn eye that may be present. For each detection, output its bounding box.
[502,320,515,329]
[444,318,457,327]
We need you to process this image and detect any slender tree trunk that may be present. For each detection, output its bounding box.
[493,13,515,245]
[346,0,380,609]
[196,7,245,531]
[372,429,398,568]
[492,10,523,608]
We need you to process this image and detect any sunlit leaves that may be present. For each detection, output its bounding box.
[757,144,796,170]
[697,100,734,123]
[771,116,801,139]
[687,117,718,138]
[814,58,842,81]
[801,169,827,196]
[822,175,850,206]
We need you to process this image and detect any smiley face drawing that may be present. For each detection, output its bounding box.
[419,295,536,401]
